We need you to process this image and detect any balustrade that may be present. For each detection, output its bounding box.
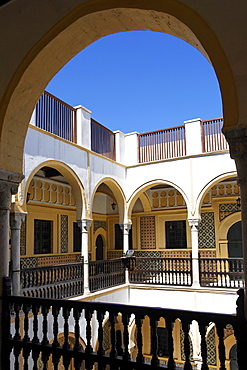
[199,257,244,288]
[89,258,125,292]
[21,262,84,298]
[2,291,247,369]
[129,257,192,286]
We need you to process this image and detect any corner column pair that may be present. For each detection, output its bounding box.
[224,128,247,318]
[0,170,23,363]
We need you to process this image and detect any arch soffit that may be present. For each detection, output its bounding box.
[196,171,238,217]
[1,0,238,174]
[91,177,126,222]
[23,160,86,220]
[127,180,189,220]
[139,192,152,212]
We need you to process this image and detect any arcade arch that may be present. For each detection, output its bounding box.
[198,174,241,258]
[20,162,86,261]
[0,0,240,176]
[22,160,86,220]
[91,178,125,259]
[127,181,189,255]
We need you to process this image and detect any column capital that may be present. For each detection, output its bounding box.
[224,128,247,185]
[77,219,92,232]
[188,219,200,230]
[119,223,132,234]
[0,170,24,211]
[10,212,26,230]
[224,128,247,160]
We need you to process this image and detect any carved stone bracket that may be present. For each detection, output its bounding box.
[188,219,200,231]
[77,219,92,232]
[119,223,132,234]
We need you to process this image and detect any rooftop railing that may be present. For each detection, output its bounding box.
[91,119,116,160]
[138,126,186,163]
[34,91,77,143]
[202,118,228,153]
[31,92,229,163]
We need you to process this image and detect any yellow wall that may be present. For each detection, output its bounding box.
[25,203,77,257]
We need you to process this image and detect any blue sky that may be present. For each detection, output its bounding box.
[46,31,222,134]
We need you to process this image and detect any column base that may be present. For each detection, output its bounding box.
[84,287,90,295]
[191,281,200,289]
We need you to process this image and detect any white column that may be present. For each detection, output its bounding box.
[10,212,26,296]
[188,219,200,288]
[77,219,92,295]
[119,223,132,255]
[120,223,132,284]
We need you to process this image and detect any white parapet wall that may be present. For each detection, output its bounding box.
[89,285,238,315]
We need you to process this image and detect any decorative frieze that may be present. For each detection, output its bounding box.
[20,254,80,268]
[150,188,185,209]
[27,176,76,207]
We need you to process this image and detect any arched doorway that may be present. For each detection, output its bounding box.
[227,221,243,258]
[96,234,104,260]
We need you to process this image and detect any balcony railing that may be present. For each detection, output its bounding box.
[3,289,247,370]
[34,91,77,143]
[91,119,116,160]
[139,126,186,163]
[21,262,84,299]
[199,257,244,289]
[20,257,244,298]
[202,118,228,153]
[129,257,192,286]
[89,258,125,292]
